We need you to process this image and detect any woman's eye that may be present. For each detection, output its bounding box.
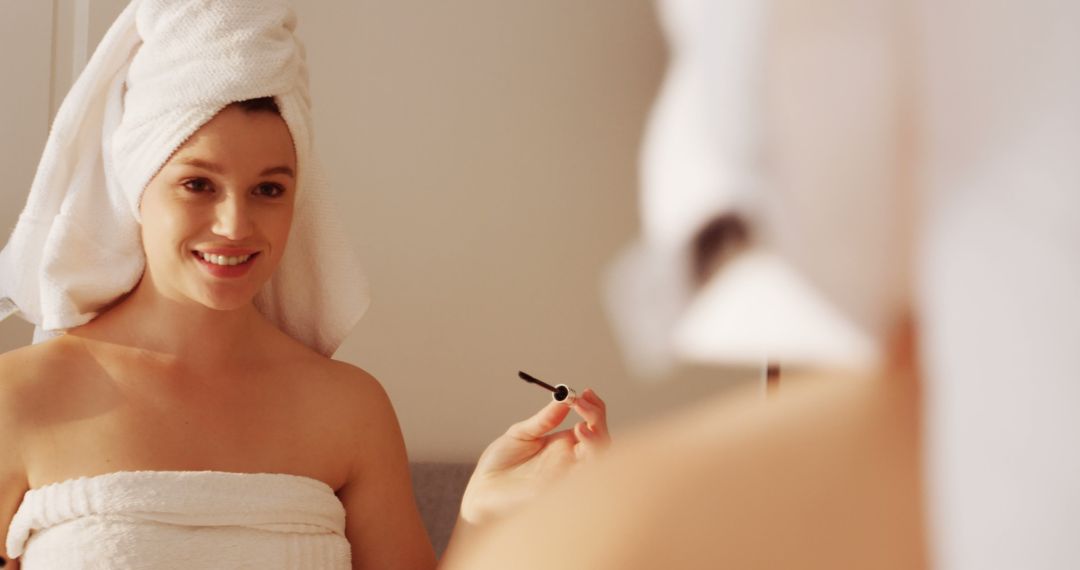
[182,178,212,193]
[256,183,286,198]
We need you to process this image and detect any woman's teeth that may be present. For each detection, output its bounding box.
[196,251,254,266]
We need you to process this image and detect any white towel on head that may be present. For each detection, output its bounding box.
[603,0,876,377]
[0,0,369,355]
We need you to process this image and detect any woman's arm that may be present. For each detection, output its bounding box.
[442,370,925,570]
[0,452,23,569]
[331,362,609,569]
[0,353,29,570]
[333,365,437,570]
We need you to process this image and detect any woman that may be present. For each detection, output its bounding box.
[447,0,1080,568]
[0,2,609,568]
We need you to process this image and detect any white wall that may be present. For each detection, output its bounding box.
[0,1,57,350]
[0,0,757,462]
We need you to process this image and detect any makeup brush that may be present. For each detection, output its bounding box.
[518,370,577,404]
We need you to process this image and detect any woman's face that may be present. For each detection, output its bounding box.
[139,105,297,311]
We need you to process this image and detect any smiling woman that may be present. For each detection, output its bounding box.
[140,101,297,310]
[0,1,610,569]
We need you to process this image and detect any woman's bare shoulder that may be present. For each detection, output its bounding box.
[310,357,394,418]
[0,336,86,409]
[249,326,399,448]
[264,338,383,396]
[262,335,394,421]
[287,356,402,485]
[258,325,380,387]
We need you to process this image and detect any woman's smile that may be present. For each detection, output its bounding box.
[191,249,261,278]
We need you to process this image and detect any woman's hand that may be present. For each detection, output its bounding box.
[459,389,610,526]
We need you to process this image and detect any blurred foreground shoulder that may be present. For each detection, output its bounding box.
[444,372,925,570]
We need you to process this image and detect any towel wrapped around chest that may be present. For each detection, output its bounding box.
[6,470,351,569]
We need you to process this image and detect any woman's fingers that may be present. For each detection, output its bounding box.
[573,420,608,460]
[571,389,609,436]
[573,421,592,443]
[503,387,608,448]
[584,388,606,410]
[571,389,611,459]
[507,400,572,441]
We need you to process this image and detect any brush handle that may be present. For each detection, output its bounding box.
[519,371,576,404]
[518,370,558,393]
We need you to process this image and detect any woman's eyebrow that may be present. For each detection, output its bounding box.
[177,157,224,173]
[175,158,294,178]
[260,165,295,178]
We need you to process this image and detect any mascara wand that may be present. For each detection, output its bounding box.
[518,370,577,404]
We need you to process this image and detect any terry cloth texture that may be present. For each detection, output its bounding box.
[6,470,350,569]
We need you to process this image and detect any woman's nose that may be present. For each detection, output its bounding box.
[211,193,254,240]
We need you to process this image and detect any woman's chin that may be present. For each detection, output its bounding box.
[192,269,273,310]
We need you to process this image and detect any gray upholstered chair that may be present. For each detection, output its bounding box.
[408,462,475,557]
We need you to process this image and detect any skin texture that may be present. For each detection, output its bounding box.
[460,389,611,527]
[444,324,926,570]
[0,104,610,570]
[139,108,297,314]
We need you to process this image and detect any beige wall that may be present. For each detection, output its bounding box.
[0,0,757,462]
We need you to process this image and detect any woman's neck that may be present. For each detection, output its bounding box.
[69,274,267,372]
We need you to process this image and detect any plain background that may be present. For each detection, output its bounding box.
[0,0,757,461]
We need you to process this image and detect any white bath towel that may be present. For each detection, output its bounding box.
[6,470,350,569]
[0,0,369,355]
